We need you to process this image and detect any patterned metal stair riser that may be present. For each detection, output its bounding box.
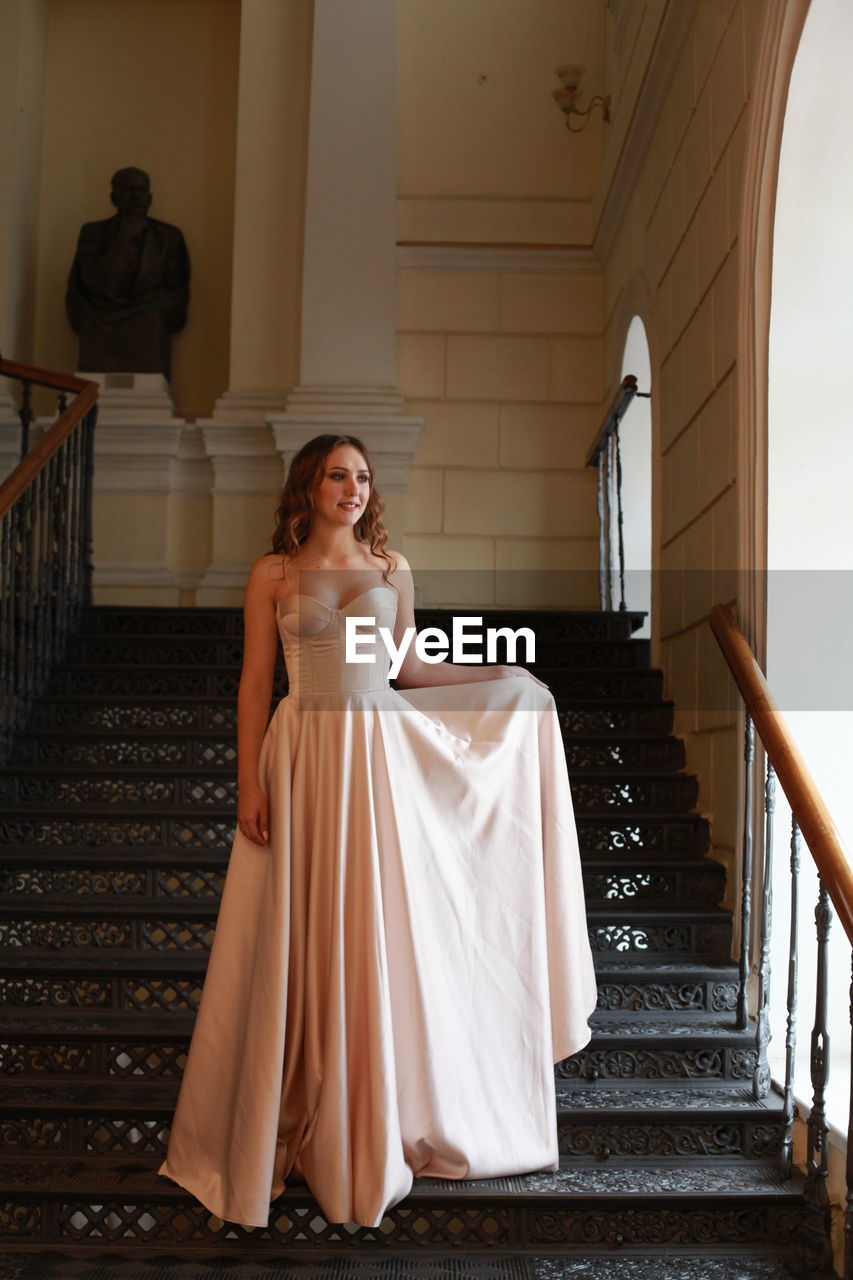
[0,1193,807,1251]
[63,636,651,672]
[0,772,700,813]
[0,1109,784,1162]
[0,816,711,857]
[77,607,644,641]
[0,863,724,907]
[0,916,731,956]
[10,734,685,772]
[44,668,665,702]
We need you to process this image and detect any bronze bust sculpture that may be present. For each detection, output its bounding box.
[65,167,190,378]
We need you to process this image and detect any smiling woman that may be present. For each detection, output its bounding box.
[157,432,597,1230]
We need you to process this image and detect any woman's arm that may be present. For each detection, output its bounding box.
[388,553,548,690]
[236,556,279,845]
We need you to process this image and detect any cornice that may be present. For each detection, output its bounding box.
[396,245,597,274]
[593,0,699,261]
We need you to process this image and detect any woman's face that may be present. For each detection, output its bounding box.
[313,445,371,528]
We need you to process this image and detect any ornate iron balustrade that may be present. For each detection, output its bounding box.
[0,356,98,767]
[585,374,649,613]
[711,602,853,1277]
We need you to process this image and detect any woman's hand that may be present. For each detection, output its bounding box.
[237,782,270,846]
[498,664,550,690]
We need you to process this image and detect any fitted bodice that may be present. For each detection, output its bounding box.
[276,585,398,698]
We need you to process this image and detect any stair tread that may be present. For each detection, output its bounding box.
[0,1252,812,1279]
[0,1078,783,1118]
[1,807,709,822]
[0,897,729,920]
[0,1005,751,1039]
[0,1152,801,1200]
[0,846,720,869]
[0,948,735,972]
[1,767,696,785]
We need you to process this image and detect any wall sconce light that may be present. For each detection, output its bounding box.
[552,65,611,133]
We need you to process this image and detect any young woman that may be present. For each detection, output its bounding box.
[158,433,597,1229]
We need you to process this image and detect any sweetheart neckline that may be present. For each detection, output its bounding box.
[275,585,397,616]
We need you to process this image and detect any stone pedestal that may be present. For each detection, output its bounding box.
[194,407,281,604]
[78,372,178,421]
[75,372,211,604]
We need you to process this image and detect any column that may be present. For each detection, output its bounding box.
[271,0,422,536]
[197,0,312,602]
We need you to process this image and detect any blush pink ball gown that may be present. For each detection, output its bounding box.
[157,585,597,1228]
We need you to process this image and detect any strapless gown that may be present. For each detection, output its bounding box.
[157,586,597,1228]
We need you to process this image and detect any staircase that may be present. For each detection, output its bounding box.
[0,604,819,1279]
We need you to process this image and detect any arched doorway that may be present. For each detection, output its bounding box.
[766,0,853,1132]
[618,316,652,638]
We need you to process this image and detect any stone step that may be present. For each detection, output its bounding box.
[0,1002,754,1083]
[43,665,666,702]
[0,812,712,857]
[0,1249,814,1278]
[0,1080,785,1164]
[0,851,725,909]
[78,605,647,641]
[64,634,652,672]
[0,770,700,816]
[0,905,731,958]
[0,954,738,1020]
[23,697,677,739]
[0,1152,803,1253]
[8,732,686,774]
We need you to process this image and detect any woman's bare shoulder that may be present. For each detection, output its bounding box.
[385,548,411,572]
[246,553,287,593]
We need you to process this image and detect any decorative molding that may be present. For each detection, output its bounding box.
[270,414,423,493]
[735,0,810,663]
[91,424,185,495]
[285,385,409,414]
[92,561,179,588]
[209,389,289,425]
[76,371,180,422]
[170,425,214,498]
[396,245,598,274]
[196,423,282,496]
[397,195,594,248]
[593,0,699,260]
[195,562,255,591]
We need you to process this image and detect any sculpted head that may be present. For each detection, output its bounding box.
[110,167,152,217]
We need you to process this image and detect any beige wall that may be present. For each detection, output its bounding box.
[32,0,240,421]
[598,0,765,890]
[394,0,610,600]
[397,0,603,245]
[398,262,603,604]
[0,0,47,363]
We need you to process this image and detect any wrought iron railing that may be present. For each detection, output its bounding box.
[0,356,98,766]
[585,374,649,612]
[711,602,853,1277]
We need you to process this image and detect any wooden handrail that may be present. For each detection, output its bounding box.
[0,380,98,518]
[0,356,90,395]
[710,602,853,946]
